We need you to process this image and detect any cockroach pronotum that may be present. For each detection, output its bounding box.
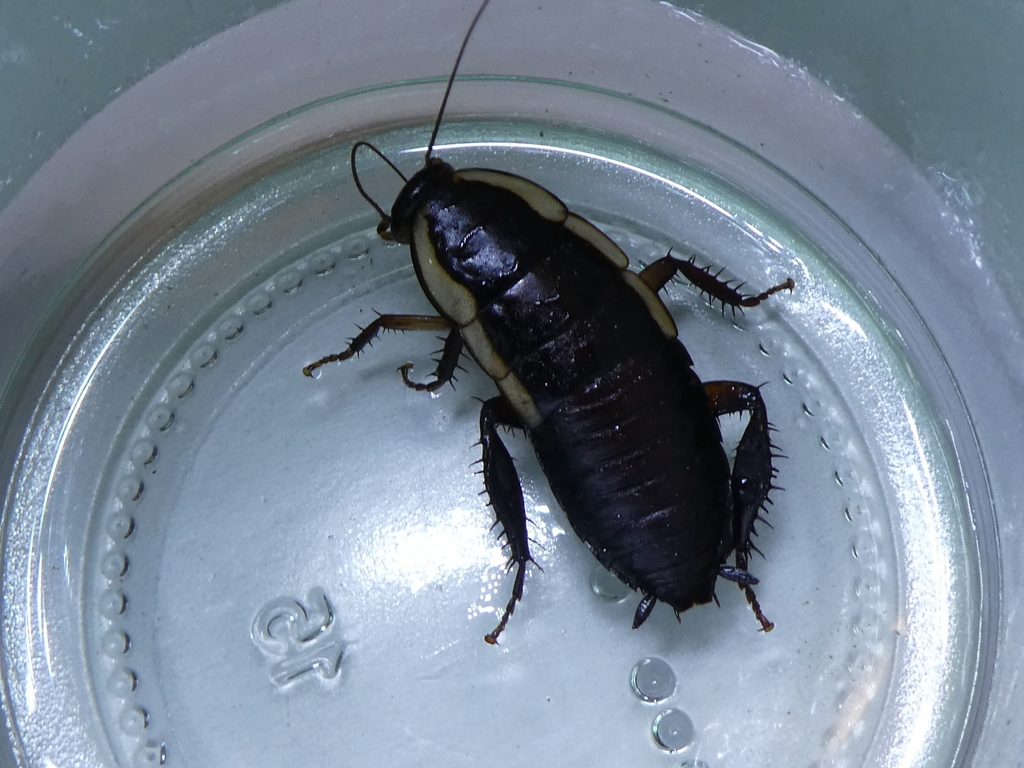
[304,0,793,644]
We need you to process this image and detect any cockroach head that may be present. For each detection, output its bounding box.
[388,159,455,244]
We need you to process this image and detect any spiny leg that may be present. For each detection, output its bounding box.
[733,549,772,632]
[478,397,535,644]
[639,251,794,311]
[705,380,778,632]
[398,327,464,392]
[302,313,451,377]
[705,382,777,542]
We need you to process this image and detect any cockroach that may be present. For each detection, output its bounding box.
[304,0,793,644]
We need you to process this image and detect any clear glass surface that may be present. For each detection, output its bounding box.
[2,2,1020,767]
[1,79,987,766]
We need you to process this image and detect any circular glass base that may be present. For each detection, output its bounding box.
[2,12,992,768]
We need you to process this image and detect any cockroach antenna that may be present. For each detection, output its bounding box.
[349,0,492,232]
[350,140,407,224]
[424,0,495,164]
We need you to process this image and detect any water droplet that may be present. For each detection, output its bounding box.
[119,706,149,735]
[679,761,710,768]
[101,630,130,657]
[168,374,194,399]
[147,405,174,432]
[133,741,167,767]
[652,708,695,751]
[275,269,303,293]
[107,513,135,540]
[99,590,127,618]
[219,316,244,340]
[246,291,273,315]
[101,552,129,579]
[590,564,630,601]
[107,667,137,697]
[191,344,217,368]
[631,657,676,702]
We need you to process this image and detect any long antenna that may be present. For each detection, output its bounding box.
[424,0,494,164]
[351,140,408,223]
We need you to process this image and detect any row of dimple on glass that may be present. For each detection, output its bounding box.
[91,234,372,766]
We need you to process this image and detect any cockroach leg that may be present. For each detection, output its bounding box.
[704,381,776,545]
[705,380,777,632]
[399,328,464,392]
[479,397,535,644]
[302,314,451,377]
[736,547,775,632]
[639,252,794,309]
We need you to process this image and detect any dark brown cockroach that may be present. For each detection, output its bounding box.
[304,0,793,644]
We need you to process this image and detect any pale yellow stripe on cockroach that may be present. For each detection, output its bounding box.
[493,370,543,428]
[563,213,629,269]
[454,168,568,224]
[460,319,510,380]
[562,212,674,336]
[622,270,678,338]
[412,212,478,327]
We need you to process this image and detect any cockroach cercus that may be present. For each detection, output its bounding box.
[304,0,794,644]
